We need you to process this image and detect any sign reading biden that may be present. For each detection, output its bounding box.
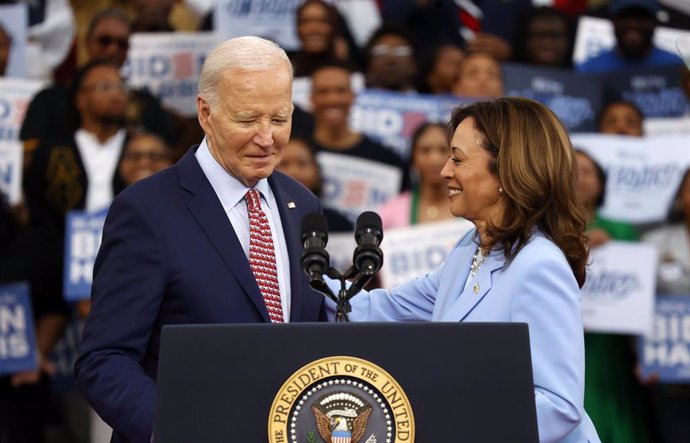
[639,295,690,383]
[350,90,469,159]
[63,208,108,302]
[0,282,38,376]
[379,220,474,289]
[582,242,657,335]
[123,32,218,116]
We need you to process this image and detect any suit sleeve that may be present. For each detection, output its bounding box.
[510,254,585,443]
[75,192,167,443]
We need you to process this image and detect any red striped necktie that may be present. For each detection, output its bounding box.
[245,189,284,323]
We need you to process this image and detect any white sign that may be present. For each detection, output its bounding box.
[645,116,690,136]
[574,16,690,65]
[0,4,28,78]
[317,152,402,223]
[326,232,357,278]
[0,77,45,204]
[215,0,301,51]
[572,133,690,224]
[378,220,474,289]
[124,32,219,116]
[582,241,658,335]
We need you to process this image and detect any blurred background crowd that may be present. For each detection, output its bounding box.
[0,0,689,442]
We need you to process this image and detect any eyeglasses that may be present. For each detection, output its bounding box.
[370,44,413,58]
[123,151,171,162]
[80,83,129,94]
[95,35,129,51]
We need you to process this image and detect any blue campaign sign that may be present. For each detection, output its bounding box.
[638,295,690,383]
[601,65,688,118]
[351,90,471,159]
[63,208,108,302]
[502,63,603,133]
[0,282,38,376]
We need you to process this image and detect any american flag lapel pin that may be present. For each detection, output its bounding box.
[287,202,296,209]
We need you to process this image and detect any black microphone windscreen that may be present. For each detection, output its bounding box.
[301,212,329,240]
[355,211,383,238]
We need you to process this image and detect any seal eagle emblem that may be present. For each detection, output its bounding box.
[312,393,373,443]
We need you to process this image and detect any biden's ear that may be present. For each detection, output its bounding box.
[197,95,212,134]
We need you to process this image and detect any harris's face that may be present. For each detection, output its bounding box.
[197,65,293,187]
[441,118,504,224]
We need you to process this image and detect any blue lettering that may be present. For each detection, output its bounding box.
[0,161,13,186]
[0,99,10,121]
[613,164,679,191]
[149,55,170,78]
[583,271,639,298]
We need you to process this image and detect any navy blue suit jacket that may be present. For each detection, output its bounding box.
[74,147,326,443]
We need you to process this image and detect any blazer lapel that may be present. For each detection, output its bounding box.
[178,148,270,322]
[440,253,504,322]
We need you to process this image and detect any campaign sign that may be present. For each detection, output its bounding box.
[0,77,44,203]
[123,32,218,116]
[572,133,690,224]
[215,0,301,51]
[0,4,28,78]
[63,208,108,301]
[601,66,688,118]
[379,219,474,289]
[49,317,83,391]
[317,152,402,223]
[350,90,470,159]
[582,242,657,335]
[645,116,690,136]
[326,232,357,277]
[503,63,602,132]
[573,16,690,65]
[0,282,38,376]
[639,295,690,383]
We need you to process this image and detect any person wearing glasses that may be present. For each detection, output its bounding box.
[363,24,418,92]
[20,8,174,152]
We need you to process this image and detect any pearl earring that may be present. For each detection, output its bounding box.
[498,187,503,194]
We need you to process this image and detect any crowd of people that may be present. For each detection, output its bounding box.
[0,0,689,442]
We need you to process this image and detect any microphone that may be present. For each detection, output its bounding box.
[352,211,384,276]
[300,212,330,281]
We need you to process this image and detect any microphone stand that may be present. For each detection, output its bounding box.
[308,266,375,322]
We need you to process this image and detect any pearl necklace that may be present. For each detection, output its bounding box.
[470,248,486,294]
[470,248,486,277]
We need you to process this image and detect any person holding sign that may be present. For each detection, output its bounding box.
[324,98,600,443]
[74,37,326,443]
[574,149,651,443]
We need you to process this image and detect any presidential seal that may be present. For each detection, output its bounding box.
[268,356,414,443]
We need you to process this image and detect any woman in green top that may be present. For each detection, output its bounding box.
[575,149,651,443]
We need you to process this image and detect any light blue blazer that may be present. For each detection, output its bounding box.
[337,228,601,443]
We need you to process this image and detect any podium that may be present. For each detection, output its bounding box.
[153,322,538,442]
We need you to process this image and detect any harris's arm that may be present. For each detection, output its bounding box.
[74,193,166,443]
[510,251,586,443]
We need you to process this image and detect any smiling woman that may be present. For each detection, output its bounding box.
[322,97,601,443]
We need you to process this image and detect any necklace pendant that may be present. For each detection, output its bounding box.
[473,282,480,294]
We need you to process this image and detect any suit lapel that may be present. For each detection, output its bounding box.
[178,148,271,322]
[441,253,504,322]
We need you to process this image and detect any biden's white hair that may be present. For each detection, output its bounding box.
[198,36,293,109]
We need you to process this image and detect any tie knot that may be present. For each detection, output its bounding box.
[245,189,261,212]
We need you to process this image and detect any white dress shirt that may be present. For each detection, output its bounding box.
[75,128,126,211]
[195,138,292,321]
